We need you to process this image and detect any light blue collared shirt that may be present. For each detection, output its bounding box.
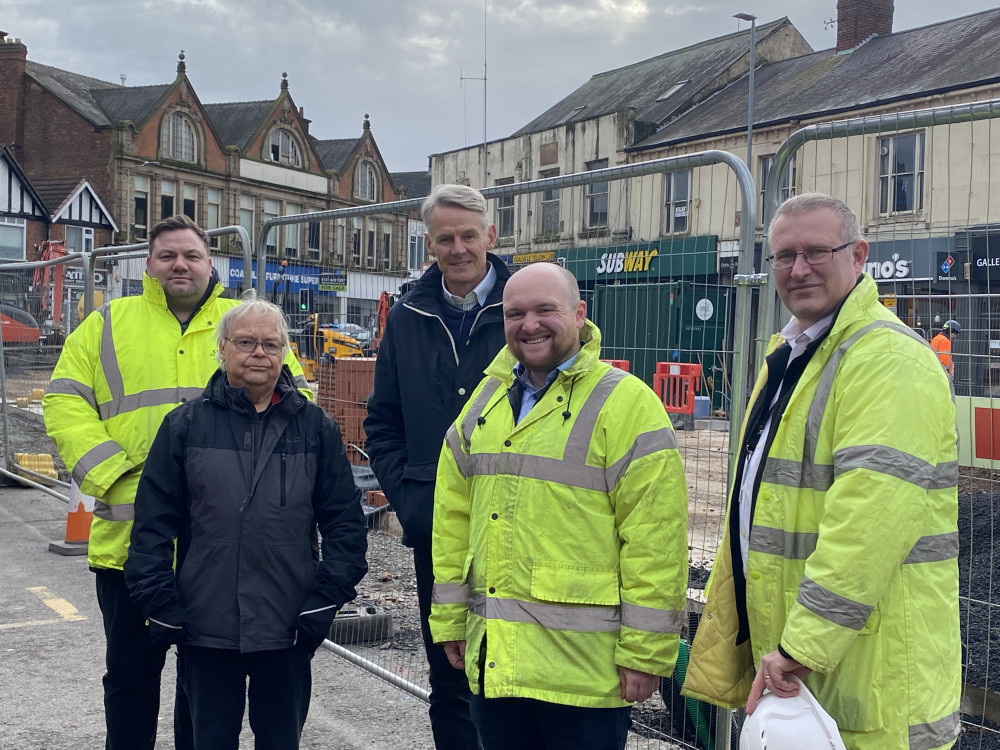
[441,263,497,311]
[513,351,580,424]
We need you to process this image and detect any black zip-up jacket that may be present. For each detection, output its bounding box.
[125,366,368,652]
[364,254,510,550]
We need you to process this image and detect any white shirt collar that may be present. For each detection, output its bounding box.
[441,262,496,310]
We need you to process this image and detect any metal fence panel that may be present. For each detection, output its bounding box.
[762,99,1000,749]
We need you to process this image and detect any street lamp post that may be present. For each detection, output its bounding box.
[734,13,757,171]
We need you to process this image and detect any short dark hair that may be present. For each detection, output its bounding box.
[149,214,209,252]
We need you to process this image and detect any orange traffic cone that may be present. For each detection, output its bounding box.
[48,480,94,556]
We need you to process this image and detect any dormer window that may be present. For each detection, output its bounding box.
[355,161,379,201]
[160,112,196,163]
[269,128,302,168]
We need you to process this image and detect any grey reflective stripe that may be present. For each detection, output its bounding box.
[620,602,685,634]
[46,378,98,412]
[93,499,135,522]
[468,592,620,632]
[909,712,960,750]
[300,603,337,616]
[468,453,609,492]
[98,387,205,420]
[805,319,923,468]
[834,444,957,491]
[751,525,956,566]
[606,427,678,490]
[461,379,503,447]
[292,373,310,392]
[761,456,833,491]
[750,526,817,559]
[904,532,959,564]
[71,440,124,485]
[432,582,469,605]
[797,577,873,630]
[148,617,182,630]
[562,367,628,466]
[99,304,125,402]
[445,424,471,478]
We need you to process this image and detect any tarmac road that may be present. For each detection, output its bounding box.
[0,484,436,750]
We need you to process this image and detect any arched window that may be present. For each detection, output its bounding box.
[355,161,379,201]
[160,112,197,163]
[269,129,302,168]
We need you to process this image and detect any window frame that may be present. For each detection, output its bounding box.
[133,175,150,240]
[355,161,379,202]
[495,177,515,239]
[160,112,197,163]
[586,159,609,229]
[758,155,797,227]
[269,128,302,168]
[0,216,26,261]
[878,131,926,216]
[663,170,691,236]
[539,168,560,236]
[160,179,175,220]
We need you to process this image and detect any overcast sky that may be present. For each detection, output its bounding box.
[4,1,995,172]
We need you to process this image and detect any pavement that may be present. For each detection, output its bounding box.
[0,483,436,750]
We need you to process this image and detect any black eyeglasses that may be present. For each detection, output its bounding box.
[766,241,853,270]
[226,337,284,356]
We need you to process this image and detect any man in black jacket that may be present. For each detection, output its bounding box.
[125,299,367,750]
[365,183,511,749]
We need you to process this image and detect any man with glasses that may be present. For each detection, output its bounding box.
[125,299,367,749]
[44,215,310,750]
[684,194,961,750]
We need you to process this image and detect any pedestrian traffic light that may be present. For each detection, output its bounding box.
[299,288,313,313]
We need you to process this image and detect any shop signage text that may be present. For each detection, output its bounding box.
[596,249,658,275]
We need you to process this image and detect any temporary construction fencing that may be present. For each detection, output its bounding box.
[3,92,999,747]
[756,98,1000,750]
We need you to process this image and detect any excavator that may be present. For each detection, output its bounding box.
[289,313,365,381]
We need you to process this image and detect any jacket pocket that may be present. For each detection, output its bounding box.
[530,562,620,606]
[789,591,884,732]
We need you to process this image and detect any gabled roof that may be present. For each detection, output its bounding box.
[32,177,118,231]
[634,7,1000,150]
[0,146,47,219]
[24,61,118,127]
[202,101,275,151]
[391,171,432,200]
[311,137,361,173]
[513,18,793,136]
[92,84,171,127]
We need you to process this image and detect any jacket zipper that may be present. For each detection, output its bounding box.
[280,453,287,507]
[403,300,503,366]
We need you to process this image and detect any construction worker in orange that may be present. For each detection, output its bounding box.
[931,319,960,376]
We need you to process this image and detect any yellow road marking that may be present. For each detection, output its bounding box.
[26,586,86,622]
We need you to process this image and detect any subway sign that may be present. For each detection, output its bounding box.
[596,249,658,274]
[558,236,717,282]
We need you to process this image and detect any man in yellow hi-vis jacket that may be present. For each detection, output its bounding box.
[683,194,960,750]
[429,262,689,750]
[43,215,310,750]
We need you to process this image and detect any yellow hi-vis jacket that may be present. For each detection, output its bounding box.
[683,276,961,750]
[428,320,689,707]
[43,273,311,570]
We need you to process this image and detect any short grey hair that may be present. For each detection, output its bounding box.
[768,193,862,246]
[216,295,289,369]
[421,184,489,232]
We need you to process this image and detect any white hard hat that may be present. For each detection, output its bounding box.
[740,676,847,750]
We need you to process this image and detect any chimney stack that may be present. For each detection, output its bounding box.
[837,0,894,52]
[0,34,28,152]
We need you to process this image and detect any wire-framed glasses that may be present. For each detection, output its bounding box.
[766,241,853,270]
[226,337,284,355]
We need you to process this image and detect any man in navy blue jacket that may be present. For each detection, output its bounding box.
[366,184,511,749]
